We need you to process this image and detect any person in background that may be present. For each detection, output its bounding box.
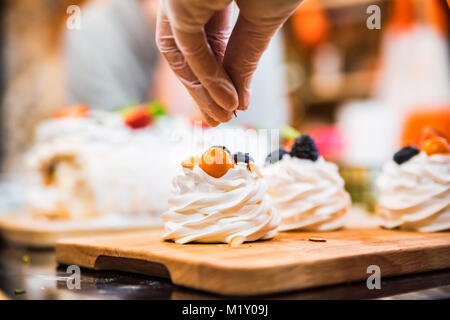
[0,0,5,166]
[1,0,82,171]
[65,0,163,111]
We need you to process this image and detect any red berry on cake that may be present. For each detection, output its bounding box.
[123,107,152,129]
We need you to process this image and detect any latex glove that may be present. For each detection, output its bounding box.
[156,0,237,126]
[156,0,302,125]
[223,0,302,111]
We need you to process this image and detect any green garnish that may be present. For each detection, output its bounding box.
[116,100,166,120]
[14,289,26,295]
[281,125,300,140]
[147,101,166,117]
[22,255,30,264]
[117,105,137,115]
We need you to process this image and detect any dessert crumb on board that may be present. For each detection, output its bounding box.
[309,237,326,243]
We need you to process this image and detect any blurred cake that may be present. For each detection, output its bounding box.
[24,103,177,220]
[162,146,280,244]
[263,135,351,231]
[376,133,450,232]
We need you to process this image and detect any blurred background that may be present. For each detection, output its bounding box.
[0,0,449,212]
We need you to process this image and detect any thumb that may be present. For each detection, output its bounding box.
[223,16,281,110]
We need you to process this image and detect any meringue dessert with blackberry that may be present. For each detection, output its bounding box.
[263,135,351,231]
[376,134,450,232]
[162,146,280,244]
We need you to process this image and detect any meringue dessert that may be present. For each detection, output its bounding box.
[162,146,280,244]
[376,134,450,232]
[263,135,351,231]
[24,104,177,220]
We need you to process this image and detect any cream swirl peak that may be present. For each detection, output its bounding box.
[376,152,450,232]
[162,159,280,244]
[263,155,351,231]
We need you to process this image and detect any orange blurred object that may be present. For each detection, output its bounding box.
[291,0,329,47]
[422,136,450,156]
[53,104,89,118]
[418,127,446,149]
[425,0,448,36]
[283,139,295,152]
[389,0,415,33]
[199,147,235,178]
[401,107,450,147]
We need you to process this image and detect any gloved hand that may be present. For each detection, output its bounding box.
[156,0,302,126]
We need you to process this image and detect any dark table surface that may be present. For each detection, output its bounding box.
[1,239,450,300]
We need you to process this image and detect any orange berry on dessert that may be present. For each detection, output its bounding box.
[124,107,152,129]
[419,127,446,149]
[422,136,450,156]
[199,147,235,178]
[53,104,89,119]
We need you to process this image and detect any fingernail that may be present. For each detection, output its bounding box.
[239,86,251,110]
[218,81,239,111]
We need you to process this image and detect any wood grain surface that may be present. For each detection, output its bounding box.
[0,214,163,248]
[55,228,450,296]
[0,289,9,300]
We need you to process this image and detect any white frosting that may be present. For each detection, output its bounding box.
[376,152,450,232]
[24,116,179,220]
[262,155,351,231]
[162,164,280,243]
[35,113,130,144]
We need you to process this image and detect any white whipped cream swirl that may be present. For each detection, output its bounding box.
[262,155,351,231]
[162,164,280,244]
[376,152,450,232]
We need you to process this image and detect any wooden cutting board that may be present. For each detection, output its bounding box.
[0,214,163,248]
[0,289,9,300]
[55,228,450,296]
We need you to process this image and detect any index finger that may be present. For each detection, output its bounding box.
[166,0,238,112]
